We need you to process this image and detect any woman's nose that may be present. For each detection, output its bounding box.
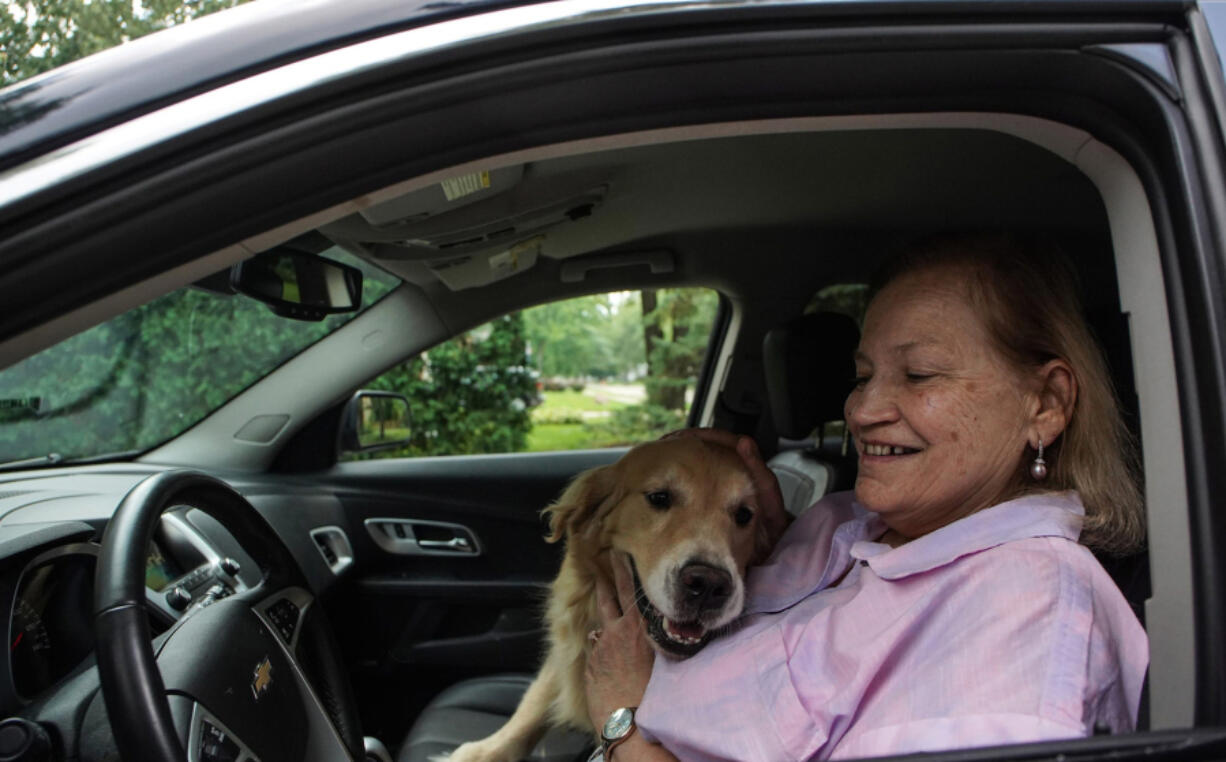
[846,379,900,427]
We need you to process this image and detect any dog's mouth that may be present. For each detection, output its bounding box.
[627,558,716,658]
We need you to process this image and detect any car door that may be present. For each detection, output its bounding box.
[285,288,726,738]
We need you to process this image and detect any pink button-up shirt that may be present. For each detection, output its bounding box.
[637,491,1148,761]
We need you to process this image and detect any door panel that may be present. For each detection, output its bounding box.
[308,448,626,740]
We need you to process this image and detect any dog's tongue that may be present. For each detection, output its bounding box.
[665,619,704,642]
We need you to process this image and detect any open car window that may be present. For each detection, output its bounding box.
[343,287,720,459]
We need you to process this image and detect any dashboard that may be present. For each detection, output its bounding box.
[3,514,250,705]
[0,466,347,731]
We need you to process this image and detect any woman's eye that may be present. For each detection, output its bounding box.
[734,506,754,526]
[852,375,870,387]
[645,490,672,509]
[906,372,935,382]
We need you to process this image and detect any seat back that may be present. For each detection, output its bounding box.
[762,311,860,515]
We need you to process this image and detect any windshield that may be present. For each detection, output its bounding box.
[0,247,400,466]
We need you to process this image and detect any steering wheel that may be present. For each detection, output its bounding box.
[92,470,363,761]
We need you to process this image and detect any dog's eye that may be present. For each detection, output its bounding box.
[734,506,754,527]
[645,490,672,510]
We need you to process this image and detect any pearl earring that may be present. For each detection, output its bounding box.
[1030,438,1048,481]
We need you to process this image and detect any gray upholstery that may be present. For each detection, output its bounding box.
[768,449,834,516]
[397,675,591,762]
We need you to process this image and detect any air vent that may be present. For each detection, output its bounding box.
[309,526,353,575]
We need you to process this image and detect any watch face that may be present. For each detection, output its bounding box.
[603,707,634,740]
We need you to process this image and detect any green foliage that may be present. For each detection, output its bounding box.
[2,0,251,87]
[0,290,343,462]
[523,293,645,379]
[357,314,536,458]
[599,403,688,444]
[359,288,719,458]
[641,289,717,410]
[807,283,870,324]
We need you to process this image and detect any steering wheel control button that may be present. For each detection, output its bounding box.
[266,598,300,643]
[166,586,192,611]
[200,718,241,762]
[220,557,241,576]
[0,718,50,761]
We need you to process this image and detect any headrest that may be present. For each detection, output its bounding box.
[762,311,861,440]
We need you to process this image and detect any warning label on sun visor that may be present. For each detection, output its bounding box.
[440,171,491,201]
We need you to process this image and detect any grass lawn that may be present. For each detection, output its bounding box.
[526,390,632,451]
[535,389,626,413]
[525,424,598,451]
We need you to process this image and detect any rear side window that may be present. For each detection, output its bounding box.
[343,288,720,459]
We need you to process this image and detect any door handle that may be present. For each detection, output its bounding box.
[364,518,482,557]
[417,536,473,552]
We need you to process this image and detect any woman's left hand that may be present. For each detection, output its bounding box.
[585,552,655,727]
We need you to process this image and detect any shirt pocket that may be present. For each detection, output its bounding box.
[749,624,830,762]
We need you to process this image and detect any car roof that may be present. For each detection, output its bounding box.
[0,0,1184,175]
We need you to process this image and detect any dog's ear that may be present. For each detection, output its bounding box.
[543,465,619,543]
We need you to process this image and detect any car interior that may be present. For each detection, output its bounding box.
[0,109,1195,761]
[5,0,1226,755]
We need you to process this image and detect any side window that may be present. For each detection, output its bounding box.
[805,282,869,324]
[343,288,720,459]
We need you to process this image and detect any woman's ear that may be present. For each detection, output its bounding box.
[1029,358,1078,447]
[542,465,619,543]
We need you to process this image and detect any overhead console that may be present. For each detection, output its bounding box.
[321,163,611,290]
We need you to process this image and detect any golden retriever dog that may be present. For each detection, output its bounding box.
[447,436,767,762]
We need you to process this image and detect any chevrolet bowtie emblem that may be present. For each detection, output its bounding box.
[251,656,273,700]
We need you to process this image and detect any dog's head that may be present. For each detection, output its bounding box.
[545,437,768,658]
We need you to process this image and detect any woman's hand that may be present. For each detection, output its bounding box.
[585,552,655,727]
[663,428,791,557]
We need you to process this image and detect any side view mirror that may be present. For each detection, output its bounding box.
[340,391,412,453]
[231,248,363,321]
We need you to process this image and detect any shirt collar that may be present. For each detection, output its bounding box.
[850,491,1085,579]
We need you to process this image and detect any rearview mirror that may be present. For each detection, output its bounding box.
[231,249,363,321]
[340,391,412,453]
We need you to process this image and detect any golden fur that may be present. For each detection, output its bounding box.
[447,437,767,762]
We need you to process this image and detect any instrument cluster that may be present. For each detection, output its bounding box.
[3,507,247,704]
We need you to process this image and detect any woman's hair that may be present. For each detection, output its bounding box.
[871,234,1145,555]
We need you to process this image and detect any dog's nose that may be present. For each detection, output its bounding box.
[680,563,733,611]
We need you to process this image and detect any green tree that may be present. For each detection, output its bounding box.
[640,289,717,411]
[2,0,250,87]
[363,313,535,457]
[523,295,617,379]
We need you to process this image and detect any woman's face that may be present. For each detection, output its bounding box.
[845,266,1037,538]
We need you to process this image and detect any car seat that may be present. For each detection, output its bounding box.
[762,311,861,515]
[396,675,590,762]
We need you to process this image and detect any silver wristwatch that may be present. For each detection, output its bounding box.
[594,706,637,761]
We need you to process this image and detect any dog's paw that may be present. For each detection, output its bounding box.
[447,739,520,762]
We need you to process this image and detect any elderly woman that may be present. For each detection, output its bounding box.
[584,236,1149,761]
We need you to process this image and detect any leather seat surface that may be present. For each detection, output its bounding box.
[397,674,591,762]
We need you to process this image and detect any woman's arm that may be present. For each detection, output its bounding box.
[585,553,680,762]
